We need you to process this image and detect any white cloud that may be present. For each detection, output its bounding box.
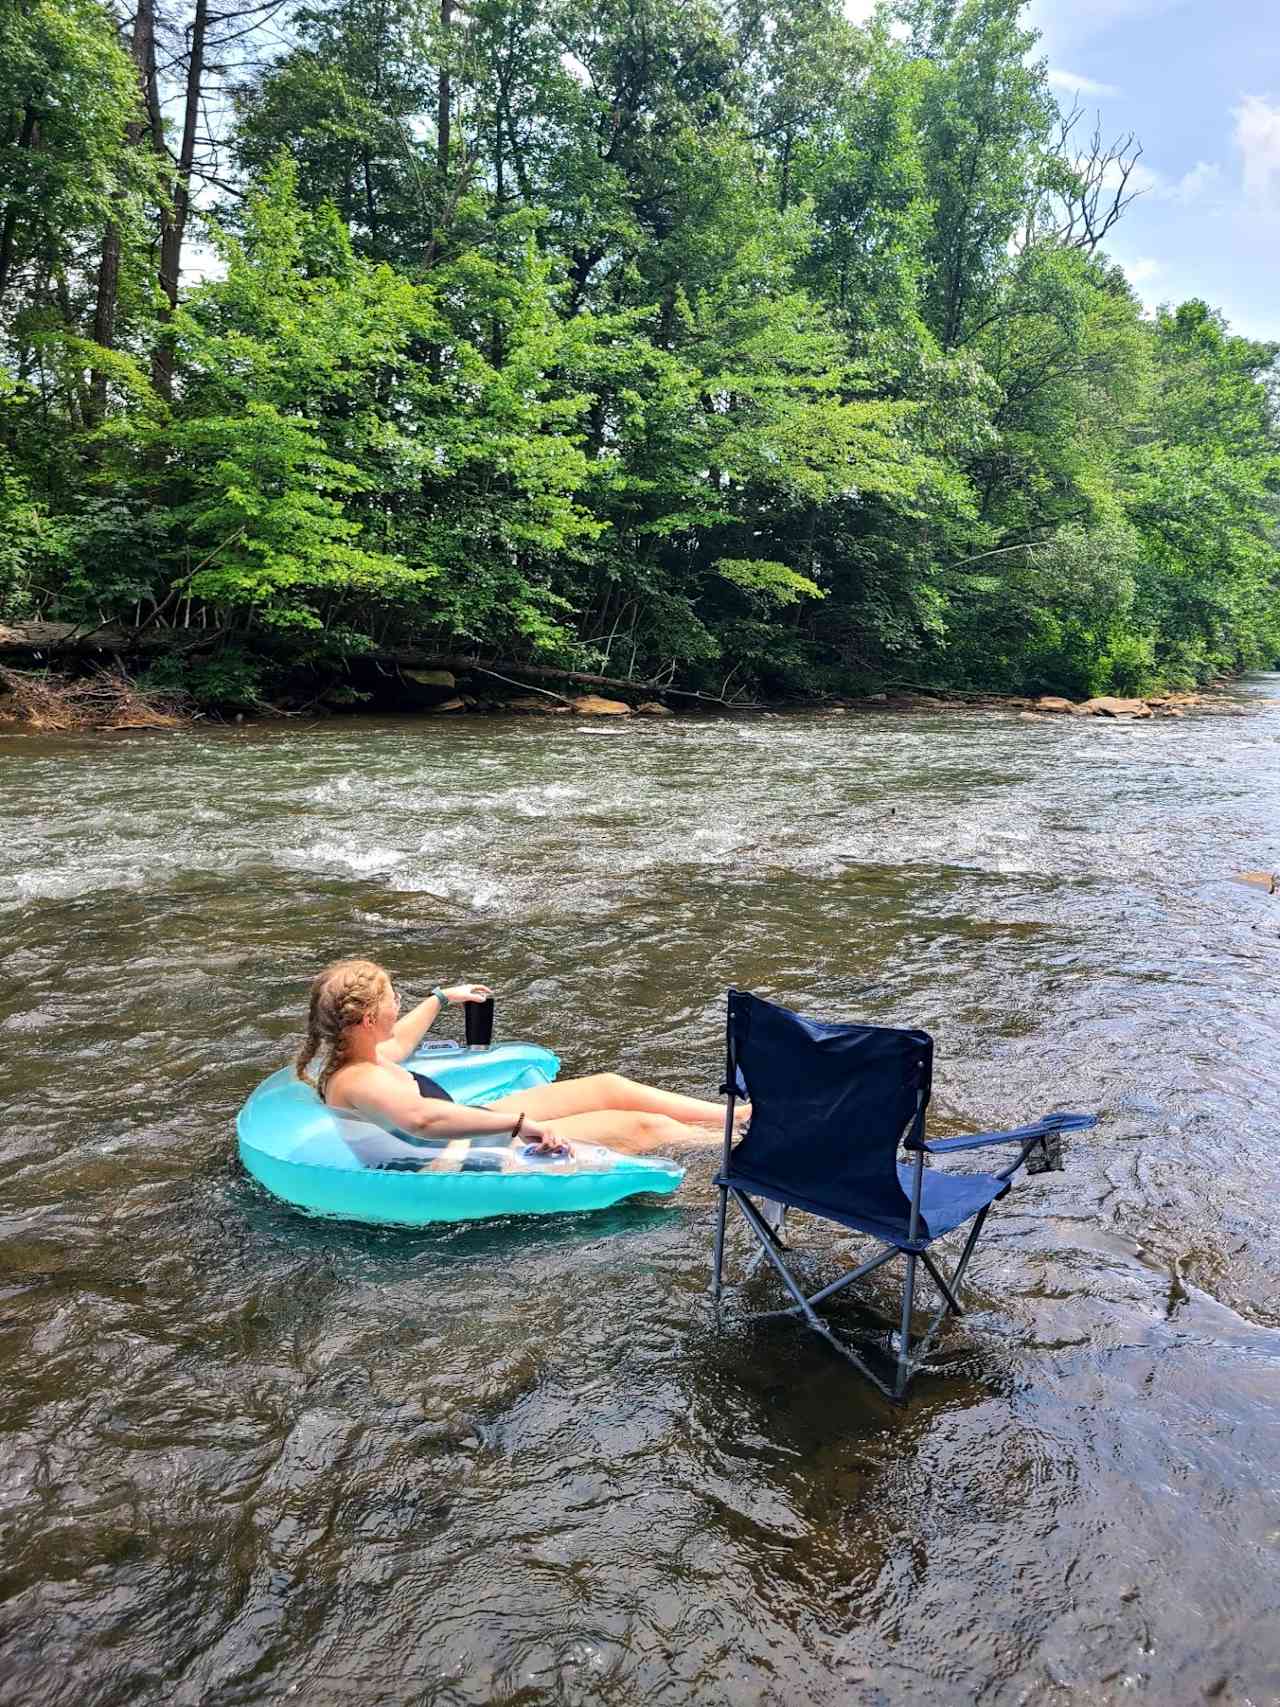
[1048,66,1120,100]
[1167,160,1223,205]
[844,0,907,38]
[1234,95,1280,205]
[1094,157,1225,205]
[1091,157,1223,207]
[1124,257,1162,285]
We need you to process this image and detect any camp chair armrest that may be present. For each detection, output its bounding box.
[915,1112,1097,1155]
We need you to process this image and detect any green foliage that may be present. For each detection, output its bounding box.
[140,647,267,711]
[164,403,427,629]
[230,0,441,263]
[0,460,49,620]
[0,0,148,294]
[715,559,824,607]
[1,0,1276,703]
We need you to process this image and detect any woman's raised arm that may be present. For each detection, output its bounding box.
[378,982,492,1062]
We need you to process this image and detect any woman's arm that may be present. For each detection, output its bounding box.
[340,1062,566,1149]
[378,983,492,1063]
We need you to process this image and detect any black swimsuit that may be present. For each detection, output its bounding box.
[411,1072,454,1102]
[387,1069,509,1173]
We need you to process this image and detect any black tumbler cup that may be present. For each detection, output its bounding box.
[465,996,495,1049]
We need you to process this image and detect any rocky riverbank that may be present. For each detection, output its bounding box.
[453,686,1257,720]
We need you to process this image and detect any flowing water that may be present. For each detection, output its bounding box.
[2,683,1279,1706]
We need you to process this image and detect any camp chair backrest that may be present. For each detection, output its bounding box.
[727,989,933,1233]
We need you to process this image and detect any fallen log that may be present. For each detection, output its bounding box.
[0,620,225,658]
[375,650,763,709]
[0,623,762,709]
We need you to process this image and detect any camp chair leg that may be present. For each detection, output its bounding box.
[895,1254,918,1398]
[761,1244,901,1319]
[895,1205,999,1384]
[731,1191,899,1400]
[711,1087,740,1304]
[718,1186,1004,1403]
[948,1204,991,1295]
[711,1186,729,1302]
[919,1251,964,1316]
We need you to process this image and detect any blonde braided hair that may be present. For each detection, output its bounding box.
[295,959,391,1100]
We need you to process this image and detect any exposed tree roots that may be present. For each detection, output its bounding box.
[0,664,193,731]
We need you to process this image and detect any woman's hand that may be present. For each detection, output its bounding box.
[519,1116,574,1159]
[382,981,494,1062]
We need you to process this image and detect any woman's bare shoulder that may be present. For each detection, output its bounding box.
[325,1057,412,1108]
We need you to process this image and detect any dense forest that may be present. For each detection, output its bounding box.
[2,0,1278,708]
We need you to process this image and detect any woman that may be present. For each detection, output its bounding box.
[296,959,740,1158]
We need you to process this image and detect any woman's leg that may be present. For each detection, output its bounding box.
[486,1071,743,1128]
[533,1109,718,1155]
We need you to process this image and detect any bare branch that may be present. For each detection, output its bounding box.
[1022,108,1147,256]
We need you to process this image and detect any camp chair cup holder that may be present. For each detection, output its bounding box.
[710,991,1096,1401]
[1024,1130,1064,1174]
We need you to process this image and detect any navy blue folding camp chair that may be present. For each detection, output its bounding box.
[711,991,1096,1400]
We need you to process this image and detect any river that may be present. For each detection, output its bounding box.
[2,682,1279,1705]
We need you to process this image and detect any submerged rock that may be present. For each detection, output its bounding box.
[1233,870,1278,893]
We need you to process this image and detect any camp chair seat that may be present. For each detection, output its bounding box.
[723,1163,1009,1250]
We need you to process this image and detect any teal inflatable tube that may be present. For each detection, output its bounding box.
[236,1041,686,1226]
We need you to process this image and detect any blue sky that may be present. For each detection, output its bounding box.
[1026,0,1280,343]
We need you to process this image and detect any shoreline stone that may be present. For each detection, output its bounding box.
[497,694,570,714]
[1080,695,1153,718]
[1034,696,1080,715]
[570,694,632,716]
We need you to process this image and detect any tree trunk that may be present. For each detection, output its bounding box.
[91,0,157,421]
[154,0,209,398]
[89,228,122,420]
[362,148,378,249]
[0,107,38,304]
